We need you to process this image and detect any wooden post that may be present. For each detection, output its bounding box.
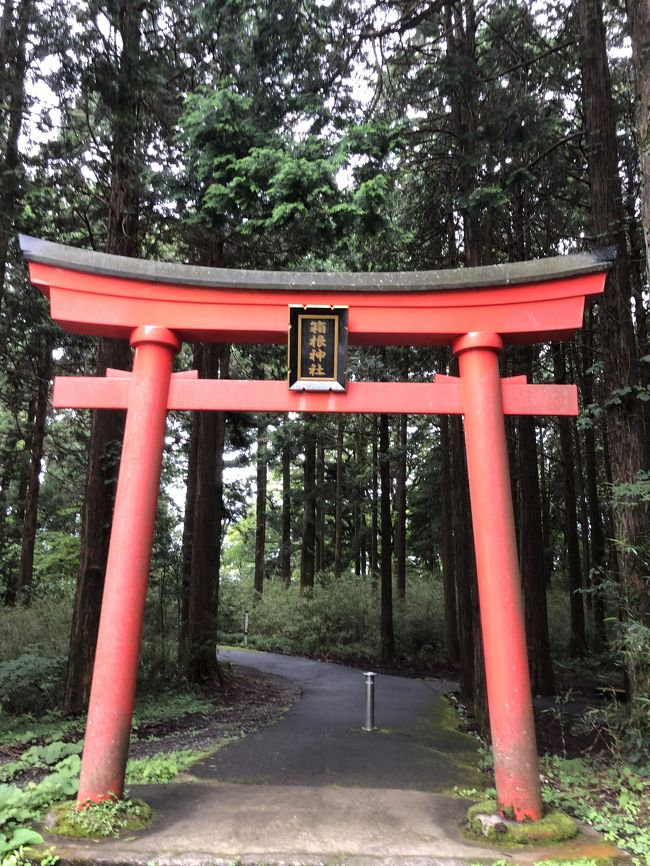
[77,326,179,805]
[453,332,542,821]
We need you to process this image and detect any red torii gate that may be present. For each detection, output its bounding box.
[21,235,609,822]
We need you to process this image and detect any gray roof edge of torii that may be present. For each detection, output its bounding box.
[19,234,614,294]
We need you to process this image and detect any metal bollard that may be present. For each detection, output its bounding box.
[362,671,377,731]
[243,610,249,646]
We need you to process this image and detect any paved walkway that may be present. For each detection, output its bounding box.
[45,650,622,866]
[191,649,481,792]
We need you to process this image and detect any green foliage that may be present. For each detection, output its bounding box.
[49,797,152,839]
[0,717,79,751]
[218,572,445,665]
[125,750,204,784]
[0,755,79,859]
[132,691,213,726]
[0,742,83,784]
[31,532,81,598]
[0,687,213,861]
[574,614,650,763]
[0,655,65,716]
[534,861,603,866]
[0,601,72,666]
[541,756,650,864]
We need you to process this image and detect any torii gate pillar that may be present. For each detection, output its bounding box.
[454,332,541,819]
[77,326,180,802]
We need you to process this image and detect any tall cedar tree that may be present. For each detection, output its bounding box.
[0,0,31,309]
[181,341,229,682]
[518,349,555,693]
[627,0,650,282]
[379,413,395,659]
[300,420,317,591]
[578,0,650,636]
[254,420,268,596]
[63,3,142,714]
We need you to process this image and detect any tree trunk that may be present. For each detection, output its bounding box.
[315,438,325,573]
[379,413,395,659]
[579,0,650,632]
[334,418,344,579]
[179,405,200,655]
[538,424,553,587]
[517,349,555,694]
[394,415,407,599]
[353,499,361,577]
[370,417,379,589]
[16,339,52,604]
[444,0,480,267]
[554,346,587,658]
[627,0,650,285]
[63,339,130,714]
[439,415,460,664]
[63,1,143,715]
[0,0,31,309]
[444,0,488,728]
[577,309,607,648]
[254,420,268,596]
[573,420,592,605]
[211,345,229,611]
[451,415,476,704]
[300,420,316,591]
[184,343,227,683]
[281,443,292,585]
[0,428,22,605]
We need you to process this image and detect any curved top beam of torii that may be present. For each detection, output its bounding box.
[20,235,610,346]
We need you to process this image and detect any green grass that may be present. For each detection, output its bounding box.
[125,749,207,784]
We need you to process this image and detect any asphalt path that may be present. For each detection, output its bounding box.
[191,648,482,792]
[45,650,621,865]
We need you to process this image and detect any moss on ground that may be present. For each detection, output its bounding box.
[466,799,578,846]
[407,694,487,792]
[45,797,152,839]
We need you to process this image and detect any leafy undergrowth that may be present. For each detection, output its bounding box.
[0,690,221,866]
[0,670,297,866]
[540,755,650,865]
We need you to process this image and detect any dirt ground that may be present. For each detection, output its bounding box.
[129,666,302,759]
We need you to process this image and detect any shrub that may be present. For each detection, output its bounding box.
[218,571,447,666]
[0,654,65,716]
[0,600,71,664]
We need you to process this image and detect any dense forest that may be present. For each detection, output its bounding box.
[1,0,650,795]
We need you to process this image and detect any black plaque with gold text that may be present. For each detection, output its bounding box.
[288,306,348,391]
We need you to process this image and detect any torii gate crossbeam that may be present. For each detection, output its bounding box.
[20,235,609,823]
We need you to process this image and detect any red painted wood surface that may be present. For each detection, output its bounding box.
[28,260,605,345]
[53,376,579,416]
[77,327,180,804]
[454,331,542,820]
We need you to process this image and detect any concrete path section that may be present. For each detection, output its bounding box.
[50,782,504,866]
